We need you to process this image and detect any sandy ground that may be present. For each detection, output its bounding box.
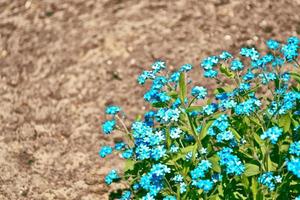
[0,0,299,199]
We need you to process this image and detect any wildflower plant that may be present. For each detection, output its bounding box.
[100,37,300,200]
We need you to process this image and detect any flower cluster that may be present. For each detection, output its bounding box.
[190,160,215,192]
[105,170,119,185]
[218,148,245,175]
[99,37,300,199]
[258,172,282,191]
[260,126,283,144]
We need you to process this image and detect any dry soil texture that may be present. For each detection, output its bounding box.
[0,0,299,199]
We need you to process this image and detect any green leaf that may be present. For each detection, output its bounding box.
[279,144,289,153]
[279,114,291,133]
[220,64,235,78]
[165,126,171,149]
[214,87,226,94]
[179,73,187,103]
[267,156,278,171]
[234,192,247,200]
[208,195,222,200]
[124,159,135,172]
[152,102,168,108]
[291,72,300,84]
[179,126,194,136]
[229,127,242,141]
[251,177,258,200]
[253,133,265,147]
[168,91,178,100]
[241,175,250,190]
[186,106,202,113]
[199,119,214,140]
[244,163,260,177]
[208,154,221,173]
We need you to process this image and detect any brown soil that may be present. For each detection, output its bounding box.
[0,0,299,199]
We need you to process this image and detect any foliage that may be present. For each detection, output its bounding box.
[100,37,300,200]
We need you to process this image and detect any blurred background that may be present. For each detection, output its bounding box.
[0,0,299,199]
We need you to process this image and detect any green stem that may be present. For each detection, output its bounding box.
[115,115,134,147]
[188,96,197,107]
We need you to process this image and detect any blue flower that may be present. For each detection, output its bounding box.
[269,91,300,115]
[239,82,251,91]
[204,69,218,78]
[200,147,207,155]
[120,190,131,200]
[219,51,233,60]
[192,179,214,192]
[216,130,234,143]
[230,59,244,71]
[105,170,119,185]
[102,120,116,134]
[132,121,153,139]
[121,149,133,159]
[151,145,166,161]
[114,142,125,150]
[201,56,219,70]
[172,174,184,182]
[169,71,180,83]
[142,193,155,200]
[240,47,260,60]
[234,98,261,116]
[180,182,187,193]
[260,126,283,144]
[272,57,285,67]
[281,43,299,61]
[170,127,182,139]
[99,146,113,158]
[287,158,300,178]
[243,70,255,81]
[133,183,140,190]
[259,54,274,66]
[266,39,280,50]
[105,105,121,115]
[144,110,156,126]
[289,141,300,156]
[156,108,180,123]
[140,164,170,196]
[259,72,277,84]
[144,89,170,104]
[150,163,171,175]
[212,173,223,182]
[143,130,165,146]
[274,175,282,183]
[179,64,193,72]
[281,72,290,82]
[163,196,176,200]
[138,71,156,85]
[210,114,229,133]
[258,172,276,191]
[287,36,300,45]
[218,148,244,175]
[136,144,151,160]
[170,145,179,153]
[151,76,168,90]
[191,86,208,99]
[185,151,194,161]
[151,60,166,72]
[203,103,218,115]
[190,160,212,179]
[219,99,237,110]
[171,98,182,108]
